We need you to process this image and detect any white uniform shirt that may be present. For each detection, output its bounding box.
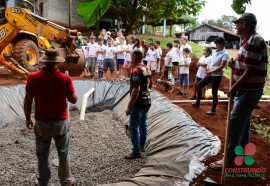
[116,44,126,59]
[134,46,143,52]
[125,43,134,61]
[179,44,192,59]
[87,42,98,58]
[148,49,158,62]
[156,48,162,59]
[81,44,88,59]
[104,46,116,59]
[171,47,179,62]
[179,57,191,74]
[96,44,105,60]
[196,55,212,78]
[164,50,173,66]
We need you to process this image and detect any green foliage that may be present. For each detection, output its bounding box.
[204,15,238,31]
[231,0,252,14]
[188,41,204,59]
[77,0,110,28]
[251,122,270,143]
[110,0,206,34]
[136,35,174,49]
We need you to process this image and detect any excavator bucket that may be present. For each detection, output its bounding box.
[57,48,85,76]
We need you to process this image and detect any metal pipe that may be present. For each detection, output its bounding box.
[172,99,270,103]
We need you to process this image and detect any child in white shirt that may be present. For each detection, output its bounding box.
[103,37,116,80]
[146,42,158,87]
[80,37,90,78]
[115,36,126,80]
[158,43,174,92]
[96,37,106,80]
[123,35,135,79]
[178,48,191,97]
[155,40,162,75]
[86,36,98,80]
[191,47,212,99]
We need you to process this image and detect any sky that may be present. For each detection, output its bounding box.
[198,0,270,40]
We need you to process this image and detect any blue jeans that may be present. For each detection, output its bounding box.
[227,89,263,166]
[129,107,149,154]
[179,73,189,86]
[35,119,72,185]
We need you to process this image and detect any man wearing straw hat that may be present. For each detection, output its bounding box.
[24,48,77,185]
[210,13,268,170]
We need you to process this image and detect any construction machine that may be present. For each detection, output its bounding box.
[0,1,80,78]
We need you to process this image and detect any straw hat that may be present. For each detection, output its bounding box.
[40,48,65,63]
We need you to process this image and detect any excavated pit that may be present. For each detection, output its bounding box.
[0,81,220,186]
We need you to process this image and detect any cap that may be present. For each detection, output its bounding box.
[106,31,111,35]
[232,12,257,26]
[40,48,65,63]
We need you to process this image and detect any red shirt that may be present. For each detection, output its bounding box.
[26,68,75,120]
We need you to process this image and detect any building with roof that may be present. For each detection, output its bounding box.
[186,23,241,48]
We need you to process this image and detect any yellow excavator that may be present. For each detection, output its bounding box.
[0,1,80,78]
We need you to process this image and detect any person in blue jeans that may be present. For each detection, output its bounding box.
[192,37,229,115]
[125,49,152,159]
[210,13,268,170]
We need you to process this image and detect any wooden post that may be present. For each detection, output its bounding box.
[221,63,233,184]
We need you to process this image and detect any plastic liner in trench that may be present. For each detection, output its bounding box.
[0,80,220,186]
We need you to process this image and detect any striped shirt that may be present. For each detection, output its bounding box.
[233,32,268,90]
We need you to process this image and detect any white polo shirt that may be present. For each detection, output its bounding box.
[87,42,98,58]
[104,46,116,59]
[96,44,106,60]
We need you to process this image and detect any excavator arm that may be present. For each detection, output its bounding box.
[4,7,79,61]
[0,6,80,77]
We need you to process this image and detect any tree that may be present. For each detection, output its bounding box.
[110,0,206,34]
[231,0,252,14]
[204,15,238,31]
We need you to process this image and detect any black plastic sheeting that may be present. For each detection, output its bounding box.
[0,81,220,186]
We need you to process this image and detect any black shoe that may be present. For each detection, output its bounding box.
[177,91,183,95]
[206,110,215,115]
[201,97,205,100]
[191,95,197,100]
[192,102,200,108]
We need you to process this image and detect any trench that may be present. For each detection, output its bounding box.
[0,80,220,185]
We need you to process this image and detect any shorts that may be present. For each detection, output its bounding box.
[164,66,172,80]
[143,60,148,66]
[195,76,203,82]
[172,61,179,66]
[179,73,189,86]
[97,60,104,69]
[103,58,114,72]
[85,57,97,68]
[124,61,131,66]
[117,59,125,65]
[147,61,157,71]
[156,61,161,73]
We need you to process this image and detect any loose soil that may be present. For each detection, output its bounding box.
[0,49,269,186]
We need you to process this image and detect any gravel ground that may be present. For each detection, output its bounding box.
[0,110,147,185]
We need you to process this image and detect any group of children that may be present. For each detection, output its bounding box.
[156,36,212,100]
[79,31,144,81]
[78,31,212,100]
